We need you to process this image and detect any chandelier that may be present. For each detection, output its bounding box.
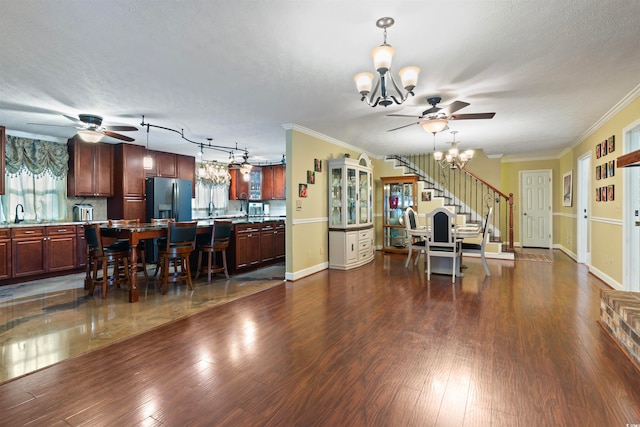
[354,17,419,108]
[434,131,474,169]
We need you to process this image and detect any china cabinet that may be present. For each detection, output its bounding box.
[328,153,374,269]
[381,175,418,253]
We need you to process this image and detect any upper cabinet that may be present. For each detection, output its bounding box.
[230,165,285,201]
[0,126,5,195]
[328,154,373,229]
[145,150,177,178]
[176,154,195,197]
[229,169,249,200]
[113,143,146,198]
[262,165,285,200]
[67,137,114,197]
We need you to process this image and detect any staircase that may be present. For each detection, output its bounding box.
[387,154,514,255]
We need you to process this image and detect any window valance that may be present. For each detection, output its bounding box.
[197,162,231,188]
[5,135,69,179]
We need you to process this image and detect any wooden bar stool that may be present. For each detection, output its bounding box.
[195,221,233,281]
[108,218,148,280]
[150,218,176,277]
[84,223,131,299]
[157,221,198,295]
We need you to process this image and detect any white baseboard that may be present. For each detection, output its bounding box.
[285,261,329,281]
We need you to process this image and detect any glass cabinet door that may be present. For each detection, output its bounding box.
[330,167,343,227]
[347,167,356,225]
[358,169,369,224]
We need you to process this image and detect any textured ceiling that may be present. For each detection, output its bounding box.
[1,1,639,164]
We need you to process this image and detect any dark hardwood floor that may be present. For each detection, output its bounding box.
[1,250,639,426]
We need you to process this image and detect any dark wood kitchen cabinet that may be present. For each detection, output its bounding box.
[67,137,114,197]
[0,126,5,195]
[11,226,77,278]
[262,165,285,200]
[0,228,11,280]
[232,223,261,271]
[145,151,177,178]
[260,223,275,263]
[229,169,250,200]
[109,143,146,221]
[274,221,285,260]
[176,154,195,197]
[76,225,87,268]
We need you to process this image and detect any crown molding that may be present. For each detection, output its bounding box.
[281,123,383,159]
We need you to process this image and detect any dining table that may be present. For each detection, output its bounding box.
[100,222,214,302]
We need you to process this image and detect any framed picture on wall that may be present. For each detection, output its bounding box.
[421,189,434,201]
[596,143,602,158]
[562,171,572,207]
[602,163,608,179]
[299,183,308,198]
[609,160,615,177]
[601,186,608,202]
[596,187,601,202]
[608,184,614,201]
[596,165,601,180]
[314,159,322,172]
[602,140,608,156]
[608,136,615,153]
[307,170,315,184]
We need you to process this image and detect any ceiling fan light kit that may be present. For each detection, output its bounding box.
[355,17,419,108]
[76,129,104,143]
[420,118,449,134]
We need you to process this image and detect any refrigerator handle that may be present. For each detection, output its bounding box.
[173,182,178,221]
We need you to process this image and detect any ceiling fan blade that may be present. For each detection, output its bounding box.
[387,114,421,118]
[103,125,138,132]
[63,114,83,124]
[103,131,135,142]
[387,122,419,132]
[422,106,441,115]
[440,101,470,116]
[450,112,496,120]
[27,122,80,129]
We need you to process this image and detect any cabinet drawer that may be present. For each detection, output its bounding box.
[11,227,45,238]
[359,238,371,251]
[0,228,10,239]
[359,248,371,260]
[46,225,76,236]
[359,229,372,242]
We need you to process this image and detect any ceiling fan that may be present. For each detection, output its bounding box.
[29,113,138,142]
[386,96,495,133]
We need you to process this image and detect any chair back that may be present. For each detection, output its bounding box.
[83,223,103,255]
[212,221,233,246]
[403,207,419,231]
[426,208,457,247]
[166,221,198,250]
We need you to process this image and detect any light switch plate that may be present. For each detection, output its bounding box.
[296,200,302,211]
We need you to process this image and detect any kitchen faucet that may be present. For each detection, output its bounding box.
[15,204,24,224]
[207,201,215,217]
[239,192,249,217]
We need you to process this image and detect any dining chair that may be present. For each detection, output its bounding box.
[195,221,233,281]
[425,207,462,283]
[84,223,131,299]
[150,218,176,277]
[461,207,493,276]
[403,207,426,268]
[108,218,148,280]
[157,220,198,295]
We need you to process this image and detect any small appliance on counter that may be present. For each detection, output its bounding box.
[248,202,263,217]
[73,204,94,222]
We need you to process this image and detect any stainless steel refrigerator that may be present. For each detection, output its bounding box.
[145,177,193,262]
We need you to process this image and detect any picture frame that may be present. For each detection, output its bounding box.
[601,186,608,202]
[609,160,615,177]
[608,184,614,201]
[595,187,601,202]
[562,171,573,207]
[602,139,608,156]
[602,163,608,179]
[608,136,615,154]
[299,183,308,198]
[307,170,315,184]
[596,165,601,180]
[314,159,322,172]
[421,189,434,202]
[596,143,601,159]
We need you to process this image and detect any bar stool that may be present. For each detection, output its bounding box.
[150,218,176,277]
[84,223,131,299]
[195,221,233,281]
[108,218,148,280]
[157,221,198,295]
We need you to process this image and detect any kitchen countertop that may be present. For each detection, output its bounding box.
[0,220,105,229]
[0,217,286,229]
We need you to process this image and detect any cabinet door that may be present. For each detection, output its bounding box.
[274,223,285,259]
[123,197,147,222]
[346,232,358,264]
[176,154,195,197]
[247,231,261,266]
[249,169,262,200]
[77,228,87,268]
[230,169,249,200]
[0,237,10,280]
[122,144,146,197]
[260,225,275,263]
[272,165,285,199]
[156,151,177,178]
[48,232,77,272]
[235,230,249,269]
[95,143,114,196]
[12,238,46,277]
[71,139,98,196]
[262,167,274,200]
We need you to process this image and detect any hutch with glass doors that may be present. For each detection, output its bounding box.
[328,153,374,270]
[381,175,418,253]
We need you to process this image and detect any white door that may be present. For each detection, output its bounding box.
[623,121,640,292]
[521,170,552,248]
[577,154,590,263]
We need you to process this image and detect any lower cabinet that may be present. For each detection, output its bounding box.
[0,229,11,280]
[11,226,77,278]
[328,226,374,270]
[76,225,87,268]
[229,221,285,273]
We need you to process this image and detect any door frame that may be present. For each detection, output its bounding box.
[577,153,591,264]
[519,169,552,248]
[623,118,640,291]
